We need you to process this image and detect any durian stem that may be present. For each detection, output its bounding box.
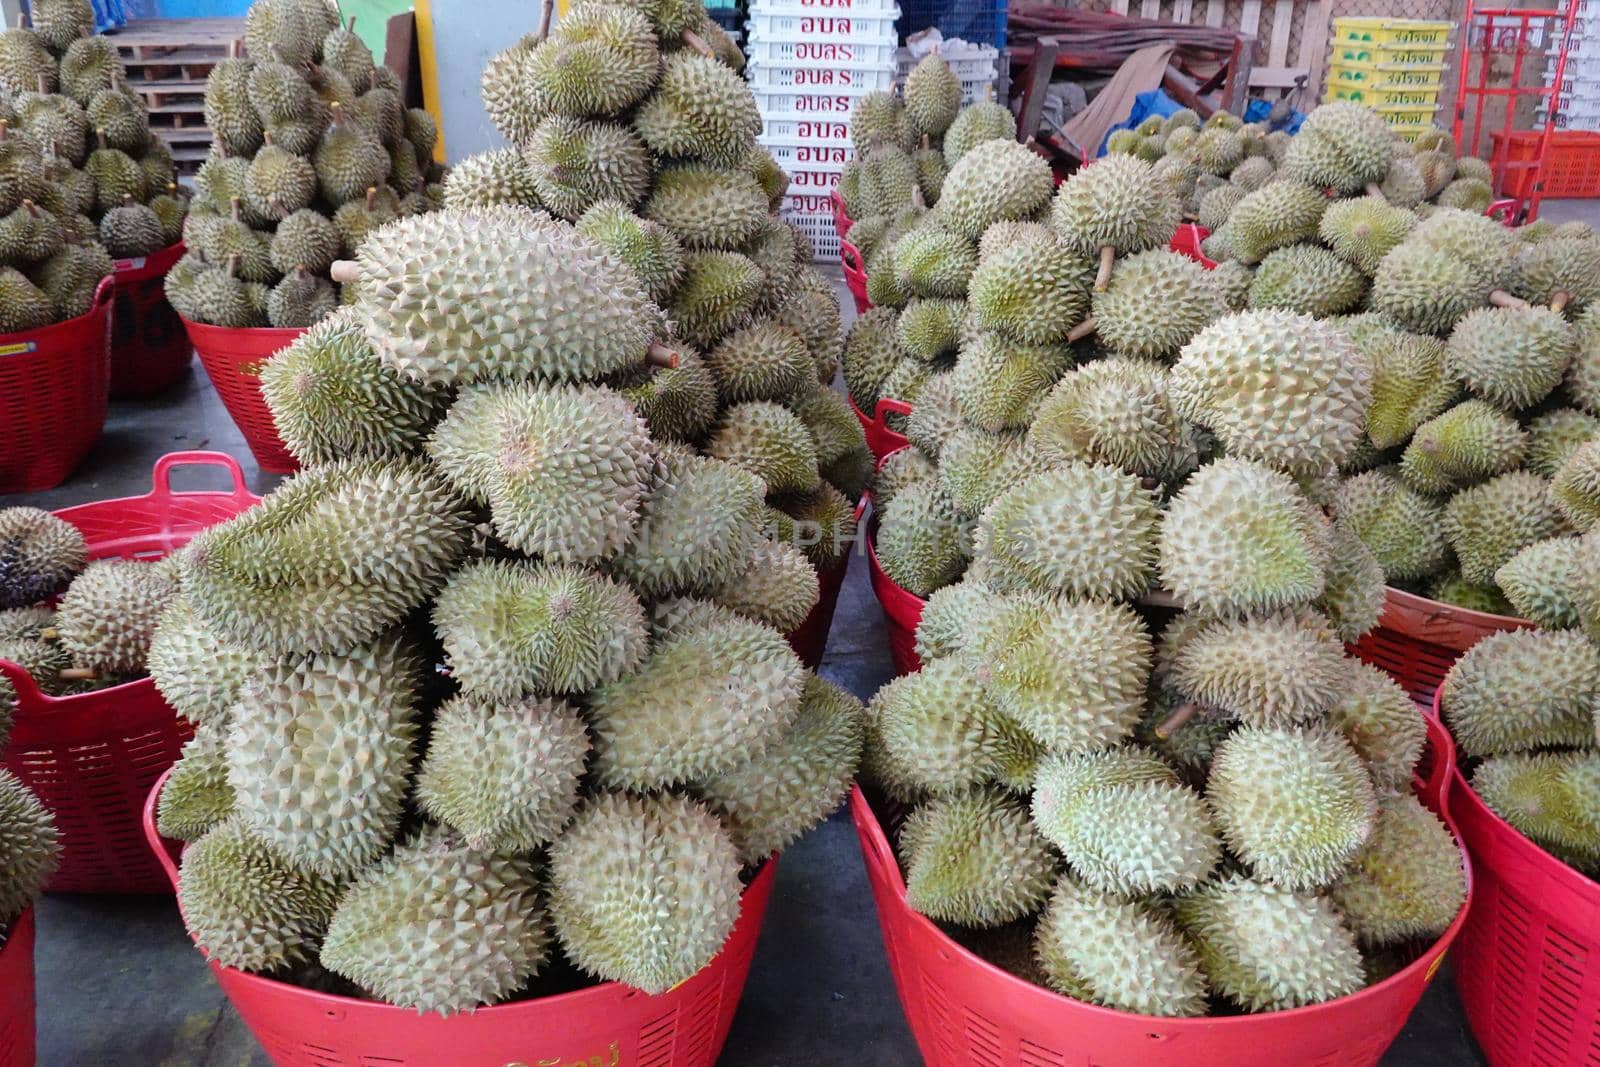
[921,133,930,150]
[1137,587,1183,609]
[1066,315,1098,343]
[330,259,364,283]
[37,74,46,94]
[1488,289,1529,309]
[364,186,378,210]
[59,668,98,681]
[1155,702,1201,739]
[225,253,241,280]
[645,341,681,369]
[1140,476,1161,492]
[681,29,714,58]
[1364,182,1386,200]
[1552,290,1573,313]
[536,0,556,42]
[912,184,926,211]
[1094,246,1116,291]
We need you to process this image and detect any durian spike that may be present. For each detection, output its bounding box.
[536,0,556,42]
[645,341,681,369]
[1094,246,1116,291]
[59,668,98,681]
[1066,315,1098,343]
[330,259,363,283]
[1488,289,1530,309]
[681,28,714,58]
[1552,290,1573,314]
[21,199,39,219]
[1155,701,1202,739]
[1365,182,1387,201]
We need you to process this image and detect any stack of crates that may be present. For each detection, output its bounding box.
[1540,7,1600,130]
[1323,17,1453,142]
[746,0,901,261]
[895,40,999,104]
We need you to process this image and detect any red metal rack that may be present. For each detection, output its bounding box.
[1454,0,1584,220]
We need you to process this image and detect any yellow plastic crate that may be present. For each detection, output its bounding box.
[1332,42,1451,65]
[1333,16,1454,48]
[1327,58,1446,88]
[1376,102,1441,127]
[1389,123,1443,144]
[1325,83,1443,107]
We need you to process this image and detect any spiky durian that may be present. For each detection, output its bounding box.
[943,98,1014,164]
[1528,409,1600,479]
[613,447,765,598]
[1442,471,1565,585]
[1027,358,1185,478]
[1553,437,1600,532]
[313,103,389,204]
[643,161,767,251]
[872,446,937,512]
[1225,181,1328,264]
[54,558,178,676]
[0,507,84,609]
[1328,661,1427,791]
[1168,610,1348,728]
[634,50,758,166]
[849,90,915,154]
[442,147,541,212]
[1282,101,1394,193]
[1317,521,1385,642]
[1247,244,1367,318]
[706,400,820,494]
[875,480,967,597]
[938,426,1052,518]
[904,54,961,136]
[911,579,999,663]
[952,334,1071,433]
[1051,154,1180,276]
[1331,793,1465,947]
[524,2,657,118]
[706,538,819,633]
[146,597,270,728]
[156,727,236,842]
[936,139,1054,240]
[480,33,546,144]
[901,786,1059,928]
[668,248,761,347]
[522,115,649,221]
[1442,629,1600,756]
[1361,330,1457,450]
[1398,400,1528,495]
[1091,248,1226,360]
[1496,536,1582,628]
[613,348,718,443]
[966,234,1093,345]
[1446,305,1575,411]
[1472,751,1600,867]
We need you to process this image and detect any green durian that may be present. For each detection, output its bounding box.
[1331,793,1465,947]
[901,786,1059,928]
[155,727,236,842]
[527,3,659,118]
[54,558,178,676]
[1552,437,1600,531]
[966,234,1093,345]
[1472,751,1600,867]
[1399,399,1527,494]
[1168,610,1348,728]
[936,138,1054,240]
[634,50,758,166]
[1446,305,1575,410]
[1327,660,1428,791]
[1441,628,1600,756]
[0,506,84,609]
[613,447,764,599]
[644,160,767,251]
[1442,470,1565,585]
[875,481,967,597]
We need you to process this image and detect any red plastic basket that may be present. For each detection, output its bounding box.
[0,908,36,1067]
[785,501,865,670]
[1439,690,1600,1067]
[1349,587,1531,710]
[851,712,1472,1067]
[180,317,304,475]
[851,397,912,463]
[865,520,925,677]
[1169,222,1219,269]
[142,773,776,1067]
[831,188,854,238]
[110,242,192,399]
[0,277,113,494]
[0,452,260,895]
[840,238,872,315]
[1491,130,1600,199]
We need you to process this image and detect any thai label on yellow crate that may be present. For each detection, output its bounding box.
[1328,59,1447,87]
[1376,102,1441,126]
[1333,41,1452,65]
[1325,83,1443,107]
[1333,16,1454,48]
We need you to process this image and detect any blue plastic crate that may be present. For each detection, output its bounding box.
[897,0,1006,51]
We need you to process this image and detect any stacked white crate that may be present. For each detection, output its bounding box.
[1541,4,1600,129]
[747,0,901,261]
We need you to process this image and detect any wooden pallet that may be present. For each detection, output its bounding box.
[107,18,245,63]
[107,20,242,175]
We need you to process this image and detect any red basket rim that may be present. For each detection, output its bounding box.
[141,770,779,1017]
[177,315,310,344]
[111,241,185,280]
[0,275,115,346]
[1431,687,1600,899]
[1380,585,1530,631]
[851,710,1473,1028]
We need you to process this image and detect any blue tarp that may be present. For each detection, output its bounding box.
[1097,88,1306,157]
[22,0,126,32]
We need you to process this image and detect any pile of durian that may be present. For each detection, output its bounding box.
[833,101,1467,1016]
[0,0,186,333]
[0,506,181,708]
[0,753,56,951]
[147,0,870,1016]
[164,0,442,330]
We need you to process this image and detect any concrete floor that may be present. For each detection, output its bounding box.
[17,229,1585,1063]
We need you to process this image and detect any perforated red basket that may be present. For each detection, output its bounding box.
[852,712,1472,1067]
[0,452,260,895]
[0,277,113,494]
[180,317,303,475]
[142,773,776,1067]
[1349,587,1531,709]
[864,520,924,676]
[851,397,912,463]
[109,242,191,399]
[1438,689,1600,1067]
[831,188,854,238]
[0,908,36,1067]
[840,238,872,315]
[1169,222,1219,268]
[785,498,865,670]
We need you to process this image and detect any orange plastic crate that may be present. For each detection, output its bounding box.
[1491,130,1600,198]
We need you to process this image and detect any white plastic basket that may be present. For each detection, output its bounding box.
[751,85,880,117]
[783,209,842,262]
[745,37,899,65]
[785,162,847,196]
[748,9,901,40]
[957,77,996,104]
[746,61,898,91]
[751,0,898,11]
[782,191,837,216]
[762,116,854,141]
[758,135,854,166]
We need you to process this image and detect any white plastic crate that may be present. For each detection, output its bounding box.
[784,161,848,196]
[956,77,996,103]
[754,0,898,12]
[761,116,854,141]
[747,8,901,40]
[896,43,999,82]
[747,61,897,91]
[782,191,837,216]
[783,209,841,262]
[745,37,898,66]
[759,135,854,166]
[751,85,882,117]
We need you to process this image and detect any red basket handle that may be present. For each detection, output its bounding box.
[142,770,183,891]
[0,657,50,709]
[91,274,115,309]
[150,450,255,503]
[1486,198,1519,226]
[840,241,864,274]
[1423,694,1457,814]
[872,397,914,430]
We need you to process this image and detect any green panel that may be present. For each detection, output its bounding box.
[341,0,415,60]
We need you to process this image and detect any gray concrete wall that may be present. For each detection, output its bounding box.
[428,0,544,162]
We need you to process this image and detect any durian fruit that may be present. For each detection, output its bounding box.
[0,768,59,923]
[634,51,758,166]
[1051,154,1181,287]
[588,614,804,789]
[1176,874,1364,1011]
[176,817,341,974]
[613,347,718,443]
[974,464,1159,601]
[444,147,541,212]
[1361,330,1457,450]
[1027,357,1186,478]
[226,634,424,877]
[900,786,1059,927]
[938,425,1051,518]
[1318,521,1385,642]
[1439,177,1493,212]
[1553,437,1600,532]
[1167,611,1348,728]
[942,97,1015,165]
[936,138,1054,241]
[1429,570,1515,616]
[97,193,164,257]
[644,161,767,251]
[0,506,85,609]
[966,233,1093,345]
[431,559,647,699]
[1225,181,1328,264]
[668,248,761,347]
[1441,628,1600,756]
[698,675,863,861]
[849,90,915,155]
[706,400,820,494]
[872,446,937,510]
[320,828,549,1015]
[896,297,963,361]
[313,102,389,204]
[1472,751,1600,867]
[415,694,588,851]
[1033,878,1208,1017]
[1446,305,1576,411]
[1158,458,1330,616]
[1030,748,1220,896]
[912,579,1002,663]
[155,726,237,842]
[526,2,659,119]
[1331,793,1465,947]
[266,265,336,327]
[1247,244,1367,317]
[706,537,819,633]
[1527,408,1600,478]
[905,54,962,137]
[146,597,270,727]
[480,31,547,146]
[524,116,651,221]
[892,224,977,299]
[1170,310,1370,477]
[1398,400,1528,495]
[547,792,742,993]
[874,481,967,597]
[953,333,1072,432]
[613,446,765,599]
[1517,236,1600,310]
[1089,248,1225,360]
[1372,211,1519,335]
[1496,536,1582,628]
[1282,101,1395,194]
[1327,661,1427,791]
[54,557,179,676]
[1441,470,1564,585]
